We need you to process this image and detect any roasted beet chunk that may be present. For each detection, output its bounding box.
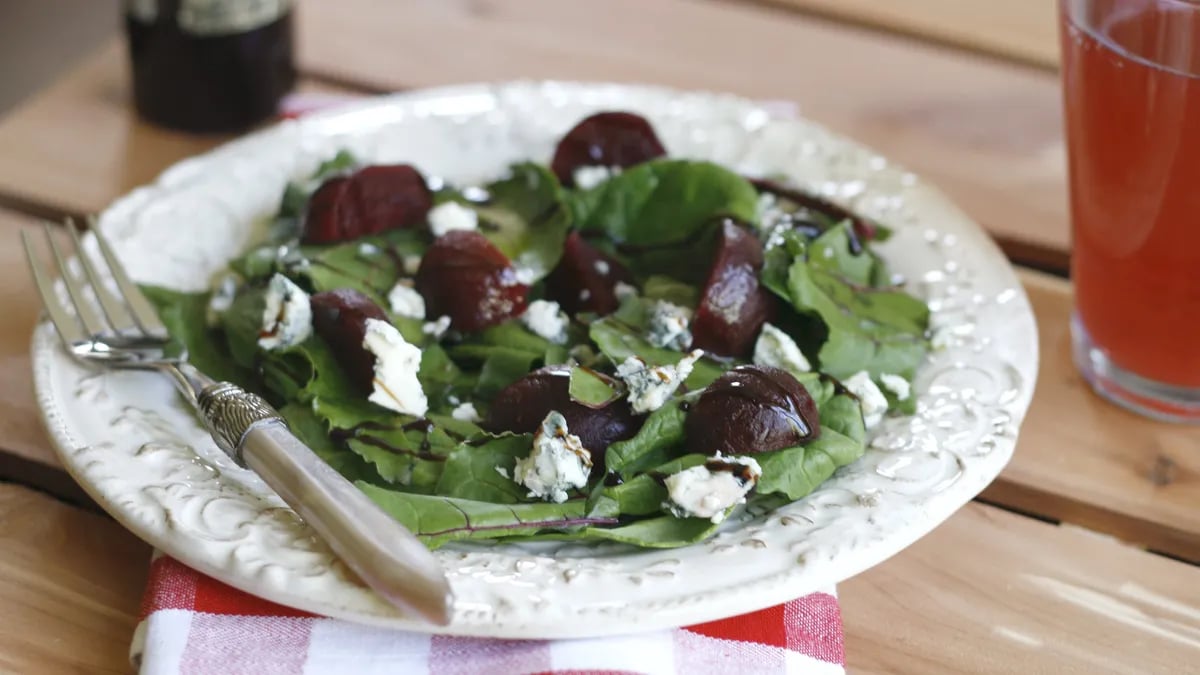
[302,164,432,244]
[685,365,820,456]
[484,366,642,466]
[691,219,776,357]
[309,288,390,393]
[550,112,667,186]
[544,232,635,315]
[415,230,528,332]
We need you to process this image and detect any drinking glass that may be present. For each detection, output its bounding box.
[1060,0,1200,421]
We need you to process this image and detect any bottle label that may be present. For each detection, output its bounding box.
[126,0,291,35]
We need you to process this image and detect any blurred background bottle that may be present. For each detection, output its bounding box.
[125,0,295,133]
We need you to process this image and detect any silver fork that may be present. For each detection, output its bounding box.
[23,220,453,625]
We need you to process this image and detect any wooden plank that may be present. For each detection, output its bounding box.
[842,502,1200,674]
[986,270,1200,563]
[766,0,1059,70]
[0,41,356,217]
[0,483,150,675]
[294,0,1071,266]
[0,210,96,503]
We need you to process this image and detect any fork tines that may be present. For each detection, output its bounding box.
[21,218,167,348]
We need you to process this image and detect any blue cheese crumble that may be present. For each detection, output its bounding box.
[513,411,593,503]
[572,165,615,190]
[387,281,426,319]
[879,373,911,401]
[450,401,481,423]
[422,315,452,340]
[843,370,888,429]
[258,274,312,350]
[616,350,703,414]
[362,318,428,417]
[521,299,569,344]
[427,201,478,237]
[665,455,762,523]
[646,300,692,351]
[752,322,812,377]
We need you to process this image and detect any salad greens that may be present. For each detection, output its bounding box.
[144,127,929,551]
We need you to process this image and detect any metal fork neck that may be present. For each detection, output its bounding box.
[163,362,217,406]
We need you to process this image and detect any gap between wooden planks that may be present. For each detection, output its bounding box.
[759,0,1060,70]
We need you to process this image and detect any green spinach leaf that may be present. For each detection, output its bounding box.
[357,483,616,549]
[435,434,531,503]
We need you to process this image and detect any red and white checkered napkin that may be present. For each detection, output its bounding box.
[130,556,845,675]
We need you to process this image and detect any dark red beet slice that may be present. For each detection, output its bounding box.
[302,164,432,244]
[415,230,528,332]
[750,177,879,244]
[484,366,642,466]
[685,365,820,456]
[550,112,667,186]
[544,232,635,315]
[310,288,390,393]
[691,219,776,357]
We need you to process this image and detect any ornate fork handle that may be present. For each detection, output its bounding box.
[195,381,283,467]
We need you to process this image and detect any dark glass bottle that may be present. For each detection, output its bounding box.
[124,0,296,133]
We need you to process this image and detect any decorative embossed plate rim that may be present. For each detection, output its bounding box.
[31,82,1038,638]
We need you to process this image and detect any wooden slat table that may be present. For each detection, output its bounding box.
[0,1,1196,672]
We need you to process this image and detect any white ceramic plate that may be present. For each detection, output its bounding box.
[32,82,1037,639]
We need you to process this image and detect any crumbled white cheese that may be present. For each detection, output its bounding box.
[512,265,537,286]
[665,455,762,523]
[572,165,614,190]
[461,186,490,202]
[593,260,611,276]
[386,281,426,319]
[357,242,381,256]
[879,373,911,401]
[361,318,428,417]
[258,274,313,350]
[513,411,593,503]
[843,370,888,429]
[579,289,592,302]
[402,254,422,276]
[206,272,240,326]
[646,300,692,351]
[427,201,479,237]
[614,281,639,301]
[616,350,702,414]
[752,323,812,378]
[422,315,451,340]
[451,401,482,423]
[521,299,569,344]
[495,466,510,479]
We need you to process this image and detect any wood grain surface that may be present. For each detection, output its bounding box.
[0,41,352,217]
[989,271,1200,562]
[0,210,94,502]
[842,502,1200,674]
[768,0,1060,69]
[0,483,150,675]
[294,0,1071,265]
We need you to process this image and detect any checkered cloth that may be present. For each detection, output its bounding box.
[131,556,845,674]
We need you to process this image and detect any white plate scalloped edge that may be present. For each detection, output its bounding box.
[31,81,1037,639]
